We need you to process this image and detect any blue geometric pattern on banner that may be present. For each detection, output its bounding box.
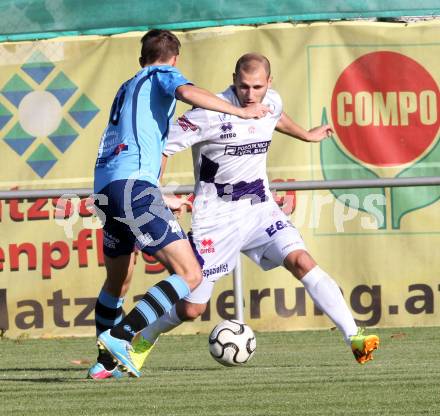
[0,55,99,178]
[49,88,77,105]
[27,159,57,178]
[69,110,99,128]
[1,91,29,108]
[48,135,78,153]
[4,137,36,155]
[0,114,12,130]
[22,66,55,84]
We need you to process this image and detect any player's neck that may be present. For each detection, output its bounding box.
[144,57,177,68]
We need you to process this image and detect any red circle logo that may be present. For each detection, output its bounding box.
[331,51,440,166]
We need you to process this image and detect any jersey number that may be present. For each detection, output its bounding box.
[109,83,127,126]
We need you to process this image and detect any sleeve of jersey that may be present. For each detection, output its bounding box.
[157,68,192,97]
[267,89,283,120]
[164,108,211,156]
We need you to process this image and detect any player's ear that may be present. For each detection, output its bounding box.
[268,76,273,88]
[232,73,237,84]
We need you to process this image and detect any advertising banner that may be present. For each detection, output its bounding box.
[0,21,439,338]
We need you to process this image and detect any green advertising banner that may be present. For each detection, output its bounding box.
[0,21,439,338]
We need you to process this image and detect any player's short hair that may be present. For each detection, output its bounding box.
[140,29,181,65]
[234,53,271,78]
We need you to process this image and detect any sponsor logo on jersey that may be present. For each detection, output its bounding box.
[95,143,128,167]
[220,132,237,139]
[202,263,229,278]
[224,140,271,156]
[219,121,237,139]
[220,122,233,132]
[200,238,215,254]
[177,115,199,132]
[248,126,256,134]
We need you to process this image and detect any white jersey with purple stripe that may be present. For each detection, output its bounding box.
[164,86,307,292]
[164,86,282,212]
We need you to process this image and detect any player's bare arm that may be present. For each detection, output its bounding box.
[175,84,269,119]
[275,111,334,142]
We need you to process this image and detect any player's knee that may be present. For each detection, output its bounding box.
[285,249,316,279]
[179,302,206,320]
[180,266,202,291]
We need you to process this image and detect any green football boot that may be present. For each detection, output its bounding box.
[350,328,379,364]
[129,333,157,371]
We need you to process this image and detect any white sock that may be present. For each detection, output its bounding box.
[301,266,358,344]
[140,305,182,344]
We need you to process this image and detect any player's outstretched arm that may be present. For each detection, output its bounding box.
[275,111,333,142]
[175,84,269,119]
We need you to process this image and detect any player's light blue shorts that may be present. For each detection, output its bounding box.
[94,179,185,257]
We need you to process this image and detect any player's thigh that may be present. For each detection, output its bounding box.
[189,220,242,283]
[95,182,137,296]
[129,181,186,255]
[95,182,137,258]
[121,180,200,287]
[177,223,240,310]
[243,203,307,271]
[262,222,308,268]
[154,239,202,290]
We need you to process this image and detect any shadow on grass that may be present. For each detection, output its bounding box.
[0,367,92,382]
[0,377,83,383]
[147,363,310,372]
[0,367,82,372]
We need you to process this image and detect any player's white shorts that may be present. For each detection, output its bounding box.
[186,199,306,304]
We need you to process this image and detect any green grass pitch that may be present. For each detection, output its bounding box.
[0,327,439,415]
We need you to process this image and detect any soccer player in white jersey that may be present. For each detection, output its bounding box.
[88,32,269,379]
[130,53,379,372]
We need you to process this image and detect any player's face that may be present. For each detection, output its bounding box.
[233,66,271,107]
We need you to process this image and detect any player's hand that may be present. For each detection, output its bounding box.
[163,194,192,218]
[306,124,334,142]
[239,103,271,119]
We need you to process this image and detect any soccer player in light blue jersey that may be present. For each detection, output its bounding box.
[88,30,269,379]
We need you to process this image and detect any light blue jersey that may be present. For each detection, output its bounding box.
[94,65,190,193]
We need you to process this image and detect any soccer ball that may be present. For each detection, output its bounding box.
[208,319,256,366]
